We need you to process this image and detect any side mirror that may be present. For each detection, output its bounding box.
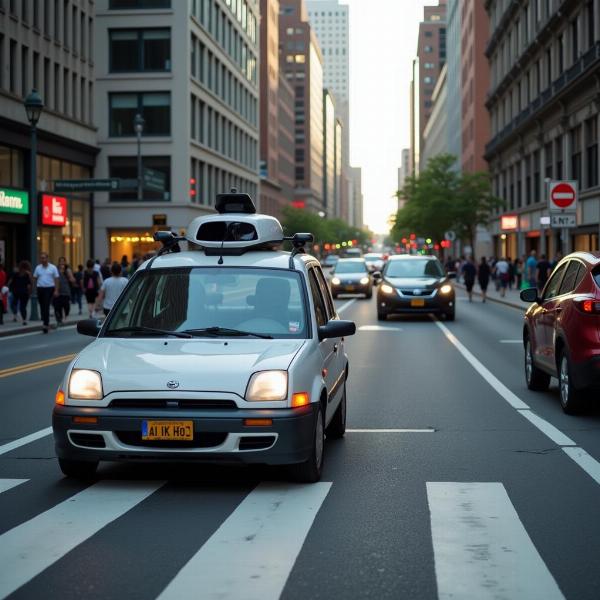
[447,271,457,280]
[318,319,356,341]
[520,288,539,303]
[77,319,102,337]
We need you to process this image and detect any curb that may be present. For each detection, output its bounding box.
[0,320,80,338]
[455,284,525,311]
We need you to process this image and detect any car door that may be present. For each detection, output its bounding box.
[307,268,339,424]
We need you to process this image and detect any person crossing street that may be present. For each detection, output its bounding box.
[33,253,59,334]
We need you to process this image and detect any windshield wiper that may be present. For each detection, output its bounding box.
[106,326,192,339]
[183,327,273,340]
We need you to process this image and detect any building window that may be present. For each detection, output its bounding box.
[109,92,171,136]
[571,126,582,183]
[423,62,435,69]
[586,118,598,188]
[555,137,563,180]
[109,0,171,8]
[109,29,171,71]
[108,156,170,201]
[544,142,553,179]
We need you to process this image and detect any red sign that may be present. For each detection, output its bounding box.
[291,200,306,209]
[549,181,577,211]
[501,215,518,231]
[41,194,67,226]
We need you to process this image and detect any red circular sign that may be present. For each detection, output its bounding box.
[551,183,576,209]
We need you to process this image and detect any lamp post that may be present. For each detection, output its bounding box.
[24,89,44,322]
[134,113,145,202]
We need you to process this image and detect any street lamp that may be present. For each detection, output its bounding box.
[134,113,145,202]
[24,89,44,321]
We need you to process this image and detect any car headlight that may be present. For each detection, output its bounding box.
[246,371,288,401]
[69,369,103,400]
[331,277,341,285]
[440,284,453,295]
[360,277,370,285]
[381,283,395,295]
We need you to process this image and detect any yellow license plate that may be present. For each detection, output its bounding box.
[142,420,194,441]
[346,286,355,291]
[411,298,426,307]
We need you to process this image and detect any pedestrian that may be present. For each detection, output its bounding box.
[551,251,564,271]
[507,256,514,289]
[100,258,111,281]
[97,262,128,316]
[7,261,33,325]
[120,254,129,272]
[53,259,74,325]
[462,256,477,302]
[445,256,455,274]
[525,250,537,287]
[71,264,84,315]
[513,257,523,290]
[93,259,104,284]
[536,254,551,292]
[478,257,491,302]
[494,256,510,298]
[128,253,141,277]
[33,252,59,333]
[83,259,101,318]
[0,263,7,325]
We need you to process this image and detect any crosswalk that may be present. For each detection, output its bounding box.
[0,477,565,599]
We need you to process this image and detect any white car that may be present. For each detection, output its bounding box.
[52,192,356,483]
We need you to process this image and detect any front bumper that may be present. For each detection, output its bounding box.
[331,282,371,294]
[53,403,318,465]
[377,292,454,315]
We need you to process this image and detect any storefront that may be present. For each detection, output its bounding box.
[0,186,29,269]
[108,229,161,263]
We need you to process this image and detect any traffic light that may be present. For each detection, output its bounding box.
[189,177,197,198]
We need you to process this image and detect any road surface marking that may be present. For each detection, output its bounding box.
[434,320,529,410]
[427,482,564,600]
[0,479,28,494]
[358,325,403,331]
[0,427,53,456]
[336,298,357,314]
[0,480,164,599]
[518,409,576,446]
[562,447,600,485]
[0,325,77,341]
[157,482,331,600]
[499,339,523,344]
[347,428,435,433]
[0,353,76,379]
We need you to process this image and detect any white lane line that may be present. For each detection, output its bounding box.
[518,410,576,446]
[499,339,523,344]
[427,482,565,600]
[0,479,28,494]
[0,325,77,341]
[158,482,331,600]
[562,447,600,485]
[0,480,164,599]
[358,325,402,332]
[0,427,53,456]
[347,428,435,433]
[336,298,357,315]
[434,320,529,410]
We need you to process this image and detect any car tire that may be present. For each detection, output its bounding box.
[58,458,98,479]
[558,350,586,415]
[377,311,387,321]
[444,310,455,321]
[326,384,346,439]
[289,406,324,483]
[524,337,550,391]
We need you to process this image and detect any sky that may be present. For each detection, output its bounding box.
[343,0,437,233]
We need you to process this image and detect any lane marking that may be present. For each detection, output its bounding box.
[347,428,435,433]
[158,482,331,600]
[562,447,600,485]
[0,325,77,341]
[0,428,53,456]
[0,353,76,379]
[517,409,576,446]
[0,479,28,494]
[358,325,403,332]
[499,339,523,344]
[336,298,357,315]
[427,482,565,600]
[0,480,164,599]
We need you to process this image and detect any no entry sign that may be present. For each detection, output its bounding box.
[549,181,577,212]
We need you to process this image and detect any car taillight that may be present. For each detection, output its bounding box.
[575,298,600,313]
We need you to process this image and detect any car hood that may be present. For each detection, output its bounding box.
[385,277,440,289]
[73,338,305,397]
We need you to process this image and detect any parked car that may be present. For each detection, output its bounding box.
[521,252,600,413]
[330,258,373,299]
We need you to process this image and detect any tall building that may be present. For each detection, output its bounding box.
[93,0,260,261]
[421,64,448,168]
[0,1,97,269]
[446,0,461,168]
[348,166,363,228]
[323,89,336,217]
[485,0,600,259]
[279,0,324,213]
[397,148,410,210]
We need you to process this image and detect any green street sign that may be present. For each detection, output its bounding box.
[143,168,166,192]
[0,187,29,215]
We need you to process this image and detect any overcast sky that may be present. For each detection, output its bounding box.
[344,0,437,233]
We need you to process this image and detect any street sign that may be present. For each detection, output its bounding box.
[143,168,166,192]
[551,214,577,228]
[54,178,120,192]
[540,215,551,227]
[444,230,456,242]
[549,181,577,212]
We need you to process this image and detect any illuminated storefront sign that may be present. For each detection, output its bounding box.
[41,194,68,226]
[0,187,29,215]
[500,215,518,231]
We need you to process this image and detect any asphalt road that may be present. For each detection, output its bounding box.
[1,292,600,599]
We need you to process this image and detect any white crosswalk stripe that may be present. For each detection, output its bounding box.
[0,479,28,494]
[0,480,164,599]
[157,482,332,600]
[427,482,564,600]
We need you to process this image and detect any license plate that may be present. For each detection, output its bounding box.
[346,286,355,291]
[411,298,426,307]
[142,420,193,441]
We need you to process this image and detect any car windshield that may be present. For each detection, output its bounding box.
[334,261,368,274]
[104,267,308,339]
[385,259,444,278]
[364,255,382,262]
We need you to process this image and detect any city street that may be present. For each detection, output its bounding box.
[2,290,600,599]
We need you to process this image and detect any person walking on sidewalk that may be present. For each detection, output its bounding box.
[7,261,32,325]
[536,254,551,292]
[494,256,510,298]
[53,259,74,325]
[478,257,491,303]
[0,263,7,325]
[83,259,102,318]
[525,250,537,288]
[462,256,477,302]
[97,262,128,316]
[33,253,59,333]
[71,264,84,315]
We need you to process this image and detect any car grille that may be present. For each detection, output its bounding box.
[109,399,237,410]
[69,433,106,449]
[115,431,228,449]
[239,436,277,451]
[400,289,435,297]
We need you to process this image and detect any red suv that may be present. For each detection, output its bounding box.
[521,252,600,414]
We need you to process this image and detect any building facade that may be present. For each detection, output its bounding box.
[397,148,410,211]
[0,0,97,269]
[485,0,600,259]
[446,0,462,167]
[93,0,259,261]
[421,63,448,168]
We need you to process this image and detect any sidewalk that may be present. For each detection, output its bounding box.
[455,280,529,311]
[0,302,91,338]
